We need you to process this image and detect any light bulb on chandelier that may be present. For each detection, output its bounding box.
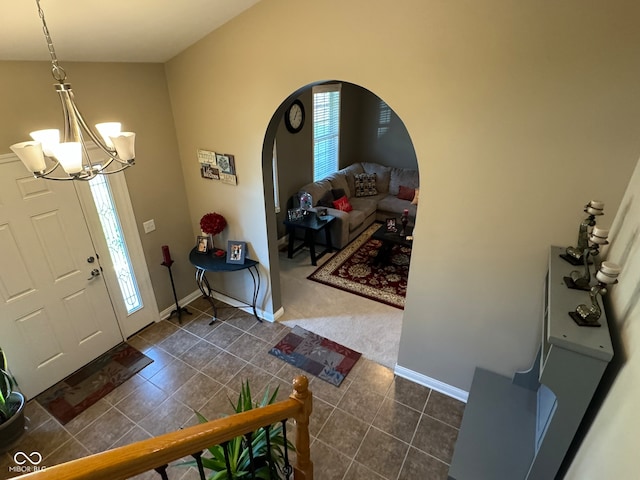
[9,0,136,181]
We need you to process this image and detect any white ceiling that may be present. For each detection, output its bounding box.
[0,0,262,63]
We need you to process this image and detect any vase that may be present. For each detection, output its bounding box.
[400,214,408,237]
[0,392,26,454]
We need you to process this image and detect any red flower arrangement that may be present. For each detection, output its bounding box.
[200,212,227,236]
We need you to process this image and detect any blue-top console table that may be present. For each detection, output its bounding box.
[448,246,613,480]
[189,247,261,324]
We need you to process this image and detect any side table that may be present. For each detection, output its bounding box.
[189,247,261,324]
[284,214,336,266]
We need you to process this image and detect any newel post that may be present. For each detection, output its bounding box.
[291,375,313,480]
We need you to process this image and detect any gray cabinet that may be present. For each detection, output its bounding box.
[448,246,613,480]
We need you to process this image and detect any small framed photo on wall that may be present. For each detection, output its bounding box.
[216,153,236,175]
[226,240,246,264]
[200,163,220,180]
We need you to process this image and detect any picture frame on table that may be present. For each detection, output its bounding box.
[227,240,247,264]
[287,208,304,222]
[196,235,211,254]
[386,217,397,232]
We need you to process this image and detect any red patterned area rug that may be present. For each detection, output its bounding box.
[269,326,361,386]
[36,343,153,424]
[307,223,410,309]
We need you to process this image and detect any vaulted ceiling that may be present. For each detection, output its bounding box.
[0,0,262,63]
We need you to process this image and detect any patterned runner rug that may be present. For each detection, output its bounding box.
[307,223,410,309]
[36,343,153,424]
[269,326,361,386]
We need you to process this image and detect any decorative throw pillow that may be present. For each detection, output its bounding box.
[411,188,420,205]
[317,190,335,208]
[397,185,415,201]
[354,173,378,197]
[332,195,353,212]
[331,188,345,200]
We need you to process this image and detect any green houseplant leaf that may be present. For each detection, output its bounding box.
[177,380,295,480]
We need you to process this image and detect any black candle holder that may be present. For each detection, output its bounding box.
[162,260,191,323]
[569,261,621,327]
[561,200,604,265]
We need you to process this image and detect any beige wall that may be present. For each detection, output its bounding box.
[166,0,640,387]
[0,61,195,313]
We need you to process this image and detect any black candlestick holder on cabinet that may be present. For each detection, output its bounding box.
[162,260,191,323]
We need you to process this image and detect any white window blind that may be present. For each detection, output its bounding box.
[378,99,391,138]
[313,83,341,181]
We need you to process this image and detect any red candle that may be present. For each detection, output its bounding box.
[162,245,172,264]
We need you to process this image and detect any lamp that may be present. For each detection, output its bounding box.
[569,261,621,327]
[565,226,609,290]
[9,0,135,181]
[561,201,604,265]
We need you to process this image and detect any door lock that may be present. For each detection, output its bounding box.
[87,268,101,280]
[87,256,95,263]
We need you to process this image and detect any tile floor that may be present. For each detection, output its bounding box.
[0,297,464,480]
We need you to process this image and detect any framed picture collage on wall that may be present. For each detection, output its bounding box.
[197,149,237,185]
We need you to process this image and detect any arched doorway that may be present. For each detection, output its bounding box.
[261,81,419,367]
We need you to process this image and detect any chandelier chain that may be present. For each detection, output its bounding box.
[35,0,66,83]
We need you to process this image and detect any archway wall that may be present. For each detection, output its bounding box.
[165,0,640,391]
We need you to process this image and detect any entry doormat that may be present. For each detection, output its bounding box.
[269,326,361,386]
[307,223,410,309]
[36,343,153,424]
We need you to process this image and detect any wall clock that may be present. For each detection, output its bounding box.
[284,99,305,133]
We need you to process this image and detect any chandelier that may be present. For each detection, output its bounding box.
[10,0,135,181]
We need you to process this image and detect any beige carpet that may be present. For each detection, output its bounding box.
[277,239,402,369]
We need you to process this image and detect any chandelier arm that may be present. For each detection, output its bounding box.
[34,160,66,179]
[31,159,95,181]
[34,171,92,181]
[64,88,115,158]
[94,162,133,175]
[71,100,133,165]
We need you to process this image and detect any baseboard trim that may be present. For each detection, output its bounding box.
[272,306,285,321]
[160,289,277,323]
[394,364,469,403]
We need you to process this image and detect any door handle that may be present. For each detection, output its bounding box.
[87,268,101,280]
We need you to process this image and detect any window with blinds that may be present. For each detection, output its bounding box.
[312,83,341,181]
[378,99,391,138]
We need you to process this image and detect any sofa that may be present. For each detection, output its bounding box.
[296,162,419,249]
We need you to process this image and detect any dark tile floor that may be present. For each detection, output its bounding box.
[0,297,464,480]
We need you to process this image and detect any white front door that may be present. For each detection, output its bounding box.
[75,146,160,339]
[0,156,123,399]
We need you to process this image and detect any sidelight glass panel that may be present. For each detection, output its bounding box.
[89,175,142,315]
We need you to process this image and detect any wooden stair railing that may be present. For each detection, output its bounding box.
[20,375,313,480]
